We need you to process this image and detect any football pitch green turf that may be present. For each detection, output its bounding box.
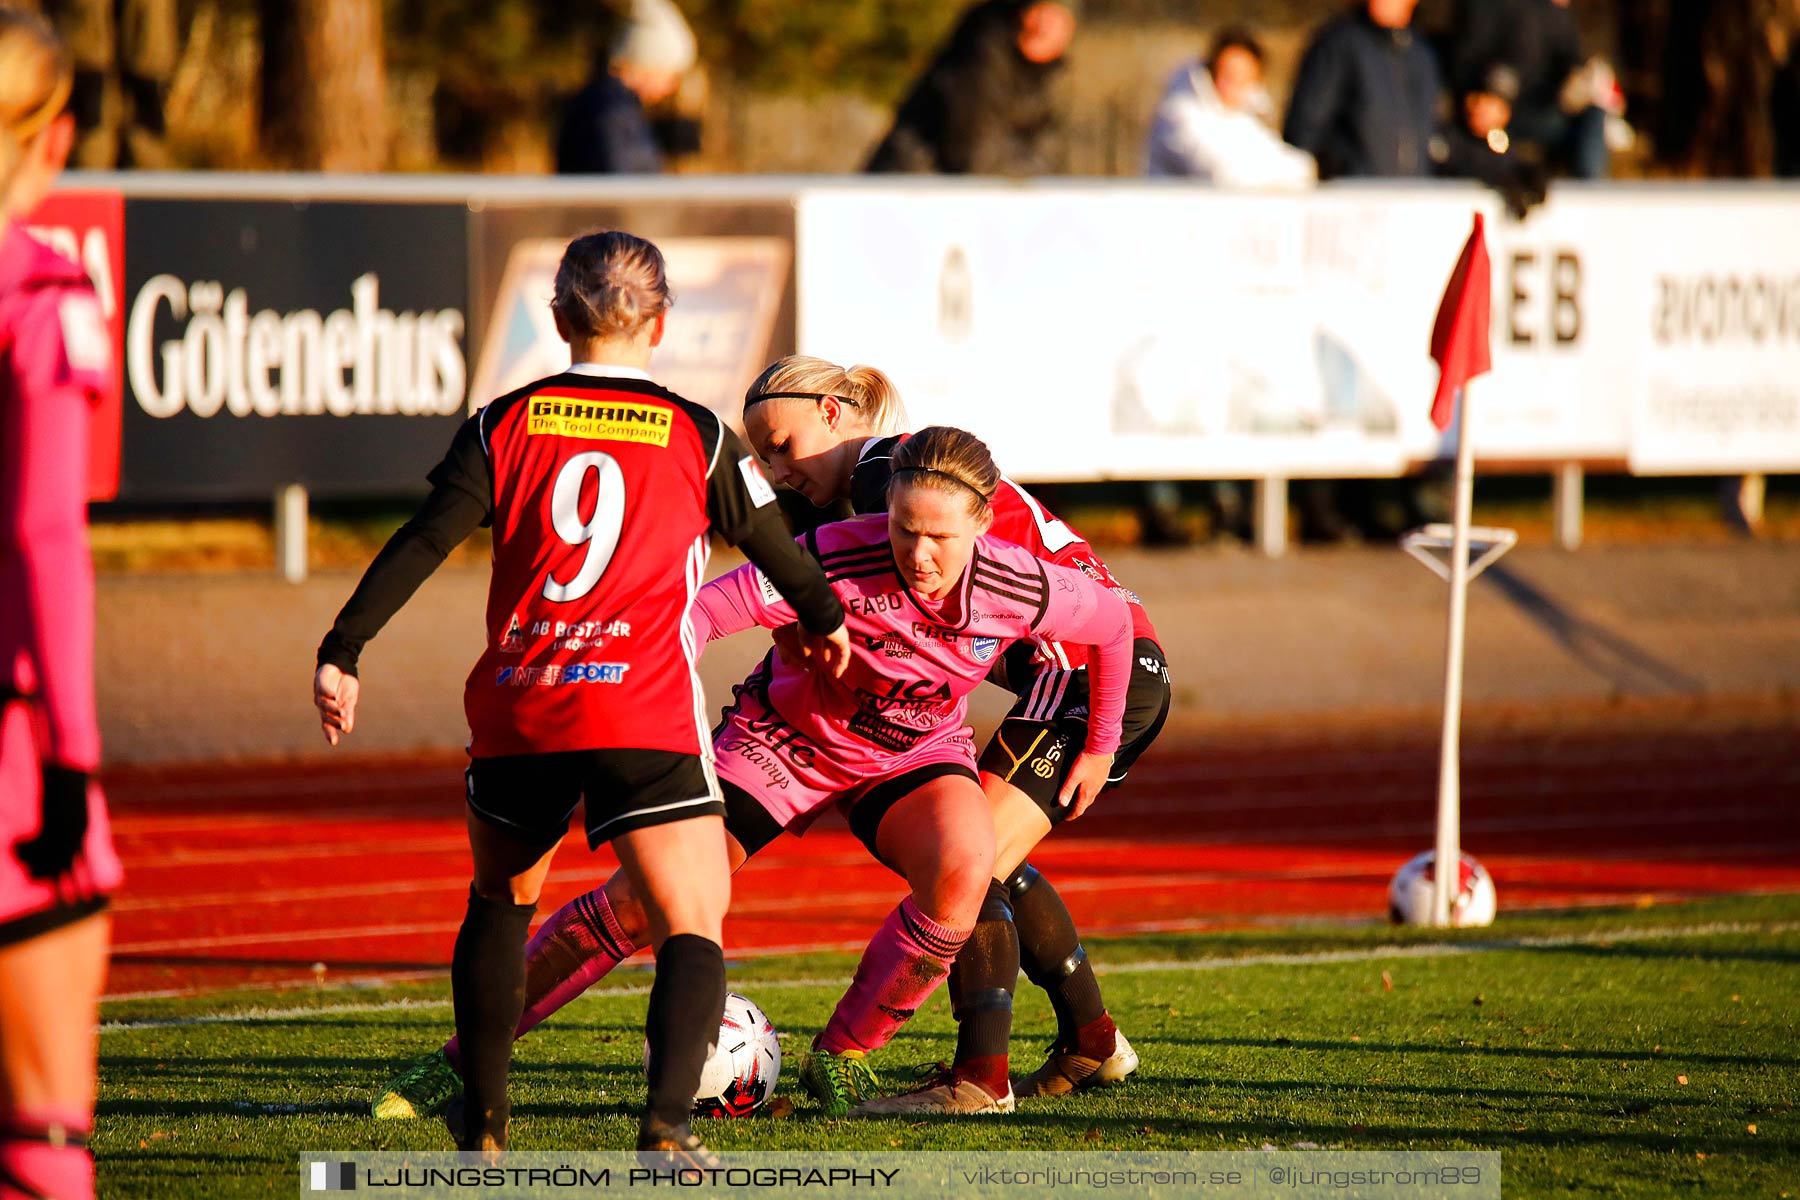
[99,893,1799,1198]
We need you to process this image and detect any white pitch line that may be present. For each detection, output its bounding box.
[99,920,1798,1034]
[107,865,1412,951]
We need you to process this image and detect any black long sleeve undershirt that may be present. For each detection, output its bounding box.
[316,480,489,677]
[732,506,843,635]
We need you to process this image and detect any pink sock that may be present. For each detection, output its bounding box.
[819,897,971,1055]
[0,1111,94,1200]
[443,887,638,1069]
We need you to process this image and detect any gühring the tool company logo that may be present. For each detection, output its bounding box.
[128,272,466,419]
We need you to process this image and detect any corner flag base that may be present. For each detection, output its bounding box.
[1400,523,1517,584]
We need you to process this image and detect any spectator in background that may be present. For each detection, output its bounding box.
[1145,27,1317,186]
[1138,26,1309,544]
[556,0,696,175]
[1440,0,1613,180]
[1283,0,1442,180]
[867,1,1076,175]
[1436,63,1549,216]
[1283,0,1445,542]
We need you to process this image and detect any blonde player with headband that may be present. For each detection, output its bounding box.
[0,11,122,1198]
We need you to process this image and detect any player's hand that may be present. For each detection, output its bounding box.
[314,663,361,746]
[770,622,806,670]
[800,622,853,679]
[15,763,89,880]
[1057,749,1114,821]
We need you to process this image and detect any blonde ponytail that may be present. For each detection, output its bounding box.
[743,355,911,435]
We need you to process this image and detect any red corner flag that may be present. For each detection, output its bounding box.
[1429,212,1493,431]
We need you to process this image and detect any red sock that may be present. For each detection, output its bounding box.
[956,1054,1011,1099]
[0,1113,93,1200]
[1075,1012,1118,1061]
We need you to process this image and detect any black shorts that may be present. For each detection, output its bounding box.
[465,748,724,849]
[844,761,983,866]
[975,637,1171,824]
[712,764,984,869]
[720,778,785,859]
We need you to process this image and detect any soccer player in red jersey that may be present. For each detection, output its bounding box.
[313,231,848,1160]
[0,15,121,1199]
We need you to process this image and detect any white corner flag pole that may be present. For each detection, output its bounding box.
[1431,383,1477,927]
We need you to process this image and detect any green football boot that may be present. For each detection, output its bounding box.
[371,1048,462,1120]
[798,1043,881,1118]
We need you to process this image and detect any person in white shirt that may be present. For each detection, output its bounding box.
[1145,28,1317,187]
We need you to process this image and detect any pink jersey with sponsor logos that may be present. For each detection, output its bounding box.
[1,223,109,772]
[692,514,1133,774]
[0,222,123,921]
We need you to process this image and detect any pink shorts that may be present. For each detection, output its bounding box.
[0,700,122,941]
[711,690,978,836]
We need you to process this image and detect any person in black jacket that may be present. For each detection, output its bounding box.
[1440,0,1608,179]
[1282,0,1442,179]
[1283,0,1447,543]
[556,0,696,175]
[1436,64,1549,218]
[866,1,1076,175]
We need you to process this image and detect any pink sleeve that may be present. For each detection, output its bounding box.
[690,561,799,645]
[0,288,103,771]
[1034,561,1133,754]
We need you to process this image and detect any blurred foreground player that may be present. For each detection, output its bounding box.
[312,230,847,1160]
[0,12,122,1199]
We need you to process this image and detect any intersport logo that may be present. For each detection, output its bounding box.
[128,272,466,419]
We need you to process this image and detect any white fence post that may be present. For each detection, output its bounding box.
[1254,477,1287,558]
[276,484,309,584]
[1553,462,1583,551]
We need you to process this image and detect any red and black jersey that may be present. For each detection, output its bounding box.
[850,433,1160,670]
[319,369,841,759]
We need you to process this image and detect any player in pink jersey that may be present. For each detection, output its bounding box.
[0,14,121,1200]
[699,426,1133,1115]
[371,426,1132,1121]
[750,359,1169,1110]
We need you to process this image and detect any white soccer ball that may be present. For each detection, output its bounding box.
[644,992,781,1118]
[1388,850,1497,927]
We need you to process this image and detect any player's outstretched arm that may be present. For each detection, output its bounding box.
[313,417,493,744]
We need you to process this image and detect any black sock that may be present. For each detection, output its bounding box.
[951,879,1018,1096]
[1008,863,1105,1041]
[644,934,726,1131]
[450,886,536,1151]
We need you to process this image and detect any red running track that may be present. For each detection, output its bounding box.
[100,710,1800,1000]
